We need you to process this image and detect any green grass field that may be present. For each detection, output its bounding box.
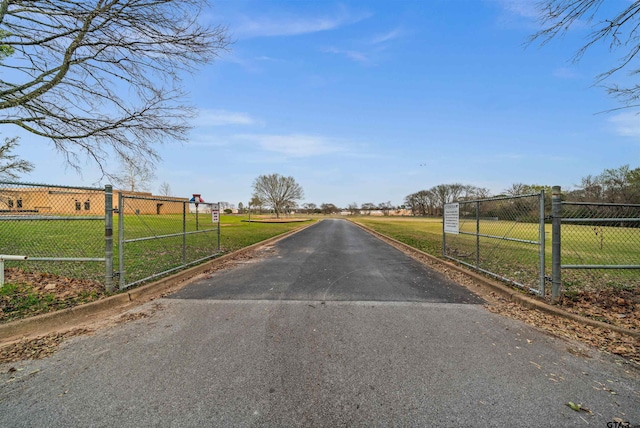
[1,214,313,287]
[355,216,640,293]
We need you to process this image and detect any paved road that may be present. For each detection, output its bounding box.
[170,218,482,303]
[0,219,638,427]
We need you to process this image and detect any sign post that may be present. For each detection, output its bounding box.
[190,194,203,231]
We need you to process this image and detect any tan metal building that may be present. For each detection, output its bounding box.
[0,187,188,215]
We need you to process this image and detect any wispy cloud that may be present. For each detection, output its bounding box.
[492,0,539,20]
[553,67,582,79]
[323,26,403,64]
[322,47,370,63]
[236,134,345,157]
[609,112,640,138]
[194,109,262,127]
[490,0,541,30]
[233,8,370,38]
[370,28,403,45]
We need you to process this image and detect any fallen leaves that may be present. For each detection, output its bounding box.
[0,328,92,364]
[487,301,640,365]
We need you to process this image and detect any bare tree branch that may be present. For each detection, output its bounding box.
[530,0,640,110]
[0,135,33,179]
[0,0,231,173]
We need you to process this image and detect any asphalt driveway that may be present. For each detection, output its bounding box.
[1,219,638,427]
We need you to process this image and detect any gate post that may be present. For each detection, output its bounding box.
[475,201,480,267]
[539,189,546,296]
[118,192,125,290]
[105,185,114,293]
[551,186,562,302]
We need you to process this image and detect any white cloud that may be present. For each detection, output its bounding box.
[233,9,370,38]
[609,112,640,138]
[553,67,582,79]
[492,0,539,20]
[236,134,344,157]
[322,47,369,63]
[490,0,541,30]
[194,109,261,127]
[370,28,403,45]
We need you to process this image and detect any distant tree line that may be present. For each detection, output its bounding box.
[404,184,490,216]
[403,165,640,217]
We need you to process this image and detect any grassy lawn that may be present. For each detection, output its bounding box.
[0,214,314,321]
[354,216,640,294]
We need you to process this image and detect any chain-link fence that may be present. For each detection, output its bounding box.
[117,193,221,289]
[443,193,546,295]
[0,181,224,293]
[557,199,640,296]
[0,181,108,287]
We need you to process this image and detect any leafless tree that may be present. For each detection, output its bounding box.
[0,0,230,173]
[252,173,304,218]
[249,195,262,214]
[0,136,33,179]
[302,202,317,214]
[158,181,172,197]
[531,1,640,110]
[361,202,376,215]
[112,155,155,192]
[320,203,339,215]
[347,202,360,216]
[379,201,393,216]
[504,183,533,197]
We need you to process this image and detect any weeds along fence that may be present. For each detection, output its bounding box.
[443,193,546,296]
[0,181,221,292]
[552,186,640,300]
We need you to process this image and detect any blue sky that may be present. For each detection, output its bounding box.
[12,0,640,208]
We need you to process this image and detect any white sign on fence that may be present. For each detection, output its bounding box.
[444,203,459,234]
[212,204,219,222]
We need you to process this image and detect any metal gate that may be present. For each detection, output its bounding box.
[443,192,546,295]
[117,193,221,289]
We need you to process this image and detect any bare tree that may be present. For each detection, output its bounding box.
[0,0,230,172]
[361,202,376,215]
[158,181,172,197]
[504,183,533,197]
[531,1,640,110]
[249,195,263,214]
[112,156,156,192]
[320,203,339,215]
[302,202,317,214]
[0,136,33,179]
[379,201,393,216]
[347,202,360,216]
[252,174,304,218]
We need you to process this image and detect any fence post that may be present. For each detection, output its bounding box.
[182,201,187,263]
[217,202,221,253]
[539,189,545,296]
[442,204,446,257]
[104,185,114,293]
[475,201,480,267]
[551,185,562,302]
[118,192,125,290]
